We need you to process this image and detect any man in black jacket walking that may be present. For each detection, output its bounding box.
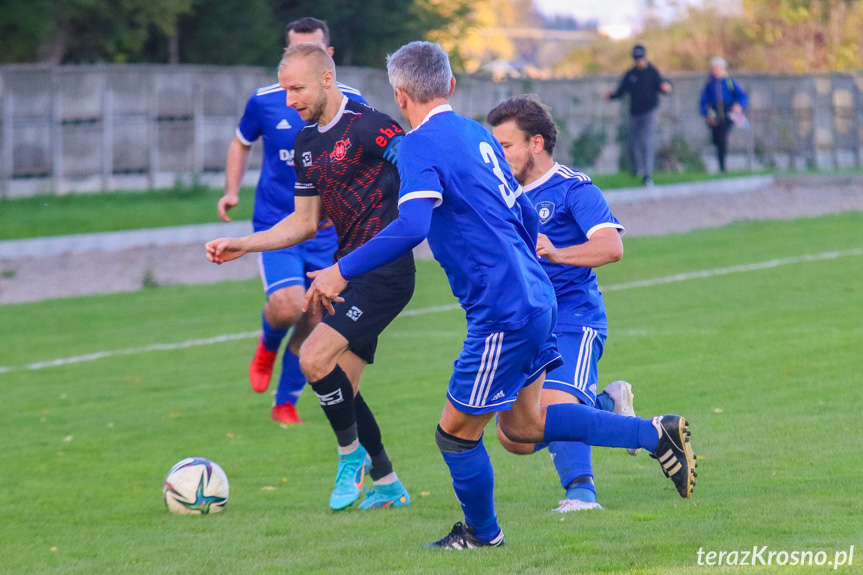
[605,45,671,186]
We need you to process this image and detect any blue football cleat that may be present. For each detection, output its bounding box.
[358,478,411,509]
[329,446,370,510]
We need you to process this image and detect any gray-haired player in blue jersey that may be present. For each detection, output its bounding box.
[218,17,366,425]
[305,41,697,549]
[488,94,639,514]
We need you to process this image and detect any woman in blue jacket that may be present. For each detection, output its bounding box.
[699,57,749,173]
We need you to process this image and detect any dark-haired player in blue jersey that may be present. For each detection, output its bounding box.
[488,94,639,514]
[305,41,697,549]
[218,17,367,425]
[208,44,412,512]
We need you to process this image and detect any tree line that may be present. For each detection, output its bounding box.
[556,0,863,76]
[0,0,473,68]
[1,0,861,74]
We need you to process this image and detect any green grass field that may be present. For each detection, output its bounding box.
[0,185,254,241]
[2,213,862,574]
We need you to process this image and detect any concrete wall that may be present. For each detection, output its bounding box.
[1,64,861,198]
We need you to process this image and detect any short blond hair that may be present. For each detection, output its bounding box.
[279,43,335,78]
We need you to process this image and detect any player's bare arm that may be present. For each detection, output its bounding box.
[207,196,323,264]
[536,227,623,267]
[218,136,252,222]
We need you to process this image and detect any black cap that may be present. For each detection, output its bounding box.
[632,45,646,60]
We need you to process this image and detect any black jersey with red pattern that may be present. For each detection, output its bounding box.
[294,96,411,269]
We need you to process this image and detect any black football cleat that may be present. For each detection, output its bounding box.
[425,522,504,550]
[650,415,697,498]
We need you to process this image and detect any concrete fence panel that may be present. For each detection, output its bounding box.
[0,64,860,198]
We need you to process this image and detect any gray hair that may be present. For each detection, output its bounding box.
[709,56,727,69]
[386,41,452,104]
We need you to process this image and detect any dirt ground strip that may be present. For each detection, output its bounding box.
[1,177,862,305]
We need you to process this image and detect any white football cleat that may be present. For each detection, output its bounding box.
[551,499,603,513]
[602,380,639,455]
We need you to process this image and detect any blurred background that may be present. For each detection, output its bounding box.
[0,0,861,197]
[3,0,862,74]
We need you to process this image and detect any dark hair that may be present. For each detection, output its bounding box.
[286,17,330,47]
[486,94,557,154]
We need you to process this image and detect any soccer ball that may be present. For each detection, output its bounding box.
[163,457,229,515]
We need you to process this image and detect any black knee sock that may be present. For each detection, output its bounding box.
[309,365,357,448]
[354,392,393,480]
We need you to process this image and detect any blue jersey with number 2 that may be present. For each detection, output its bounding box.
[396,106,555,333]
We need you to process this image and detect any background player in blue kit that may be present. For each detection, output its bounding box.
[208,44,412,511]
[306,41,697,549]
[218,18,367,424]
[488,94,639,513]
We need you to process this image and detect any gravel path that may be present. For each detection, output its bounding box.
[1,176,861,305]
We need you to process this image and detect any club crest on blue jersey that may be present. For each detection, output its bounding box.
[536,201,555,224]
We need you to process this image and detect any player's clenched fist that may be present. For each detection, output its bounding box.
[206,238,247,264]
[535,233,560,263]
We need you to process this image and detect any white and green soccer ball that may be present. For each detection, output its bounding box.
[163,457,229,515]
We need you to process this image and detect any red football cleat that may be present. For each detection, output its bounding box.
[271,403,303,424]
[249,338,278,393]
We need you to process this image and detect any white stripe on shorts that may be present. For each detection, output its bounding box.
[480,334,504,407]
[573,327,597,393]
[469,332,503,408]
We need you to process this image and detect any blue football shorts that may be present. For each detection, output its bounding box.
[257,235,337,296]
[542,326,607,407]
[447,306,563,415]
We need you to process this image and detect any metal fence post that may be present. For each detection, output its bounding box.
[101,68,114,192]
[148,71,159,189]
[0,72,10,199]
[854,73,862,168]
[51,69,64,195]
[193,76,204,177]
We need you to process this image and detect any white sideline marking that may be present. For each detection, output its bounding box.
[400,303,460,317]
[1,248,861,374]
[17,332,259,372]
[0,305,463,374]
[603,248,863,292]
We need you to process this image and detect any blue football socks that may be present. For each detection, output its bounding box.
[440,439,501,543]
[566,484,597,503]
[261,312,287,353]
[595,391,615,413]
[549,441,595,499]
[544,402,658,453]
[275,348,306,406]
